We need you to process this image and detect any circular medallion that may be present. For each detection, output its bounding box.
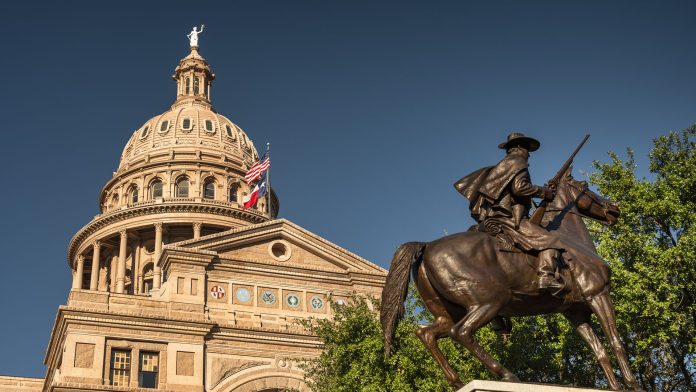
[311,296,324,310]
[261,290,276,305]
[210,285,225,300]
[235,287,251,303]
[286,294,300,308]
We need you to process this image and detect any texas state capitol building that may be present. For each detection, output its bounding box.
[0,41,386,392]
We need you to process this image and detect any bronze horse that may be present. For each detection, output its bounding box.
[381,170,642,391]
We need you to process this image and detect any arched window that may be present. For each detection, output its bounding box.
[175,177,189,198]
[203,179,215,199]
[150,180,163,199]
[194,77,200,95]
[141,263,154,294]
[130,187,139,204]
[182,118,191,130]
[185,77,190,94]
[204,119,214,133]
[229,184,238,203]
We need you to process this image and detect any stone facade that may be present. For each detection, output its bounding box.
[3,44,386,392]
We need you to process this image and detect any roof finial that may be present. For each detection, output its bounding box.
[187,24,205,48]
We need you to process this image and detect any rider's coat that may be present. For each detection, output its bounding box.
[454,151,567,252]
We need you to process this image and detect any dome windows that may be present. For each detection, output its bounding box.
[204,119,214,133]
[129,186,139,204]
[203,179,215,199]
[225,124,235,139]
[139,125,150,139]
[185,78,190,95]
[229,184,238,203]
[181,118,192,132]
[150,179,163,199]
[193,77,200,95]
[159,120,170,134]
[175,177,189,198]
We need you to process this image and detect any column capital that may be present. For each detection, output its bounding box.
[192,222,202,229]
[119,229,128,238]
[154,222,163,232]
[92,239,101,248]
[77,254,85,262]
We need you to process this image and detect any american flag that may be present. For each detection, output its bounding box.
[245,153,270,183]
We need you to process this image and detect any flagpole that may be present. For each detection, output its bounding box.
[266,142,272,219]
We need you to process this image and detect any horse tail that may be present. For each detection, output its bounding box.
[380,241,426,358]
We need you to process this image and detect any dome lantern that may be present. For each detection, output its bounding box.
[172,46,215,107]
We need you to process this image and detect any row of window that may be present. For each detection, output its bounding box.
[139,121,251,148]
[119,178,241,204]
[111,350,158,388]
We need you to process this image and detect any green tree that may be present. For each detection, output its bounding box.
[300,127,695,391]
[588,127,696,391]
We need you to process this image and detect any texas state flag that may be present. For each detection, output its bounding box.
[242,174,267,209]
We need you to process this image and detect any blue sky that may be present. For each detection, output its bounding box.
[1,0,695,378]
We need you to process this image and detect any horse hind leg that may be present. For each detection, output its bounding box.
[415,263,464,388]
[588,293,643,391]
[450,301,520,382]
[563,309,621,390]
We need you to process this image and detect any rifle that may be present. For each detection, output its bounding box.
[529,134,590,225]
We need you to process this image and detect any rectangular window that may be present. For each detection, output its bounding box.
[139,351,159,388]
[110,349,131,386]
[191,278,198,296]
[177,277,185,294]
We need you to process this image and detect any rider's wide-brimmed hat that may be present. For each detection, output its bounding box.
[498,132,540,152]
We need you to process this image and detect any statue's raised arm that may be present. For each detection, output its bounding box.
[187,24,205,47]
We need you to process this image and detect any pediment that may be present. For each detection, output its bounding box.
[174,219,386,275]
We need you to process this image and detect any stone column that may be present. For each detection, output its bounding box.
[116,229,127,294]
[133,239,141,294]
[153,222,163,290]
[90,240,101,290]
[73,255,85,289]
[193,222,202,240]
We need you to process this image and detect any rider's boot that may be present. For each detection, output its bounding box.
[537,249,563,291]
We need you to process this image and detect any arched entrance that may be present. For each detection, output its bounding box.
[213,372,307,392]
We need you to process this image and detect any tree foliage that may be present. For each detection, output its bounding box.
[300,127,695,392]
[588,127,696,391]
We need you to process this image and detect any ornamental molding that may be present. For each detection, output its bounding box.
[67,202,268,266]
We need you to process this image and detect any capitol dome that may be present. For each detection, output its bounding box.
[118,47,260,172]
[69,46,278,281]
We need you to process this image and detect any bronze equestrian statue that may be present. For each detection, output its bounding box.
[381,133,642,391]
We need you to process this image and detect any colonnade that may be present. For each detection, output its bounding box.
[72,221,207,294]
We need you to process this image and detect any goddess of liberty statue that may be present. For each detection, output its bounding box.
[187,25,205,47]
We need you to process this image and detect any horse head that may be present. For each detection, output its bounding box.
[549,168,620,226]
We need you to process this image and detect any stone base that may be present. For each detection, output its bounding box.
[459,380,608,392]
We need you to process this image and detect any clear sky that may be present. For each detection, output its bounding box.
[1,0,695,379]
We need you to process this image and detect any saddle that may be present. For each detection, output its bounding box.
[468,219,518,253]
[468,220,578,299]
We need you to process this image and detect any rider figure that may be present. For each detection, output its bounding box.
[454,132,564,291]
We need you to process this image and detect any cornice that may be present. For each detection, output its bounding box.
[67,201,268,267]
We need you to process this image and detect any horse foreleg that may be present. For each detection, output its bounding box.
[450,304,520,382]
[563,310,621,390]
[588,294,643,391]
